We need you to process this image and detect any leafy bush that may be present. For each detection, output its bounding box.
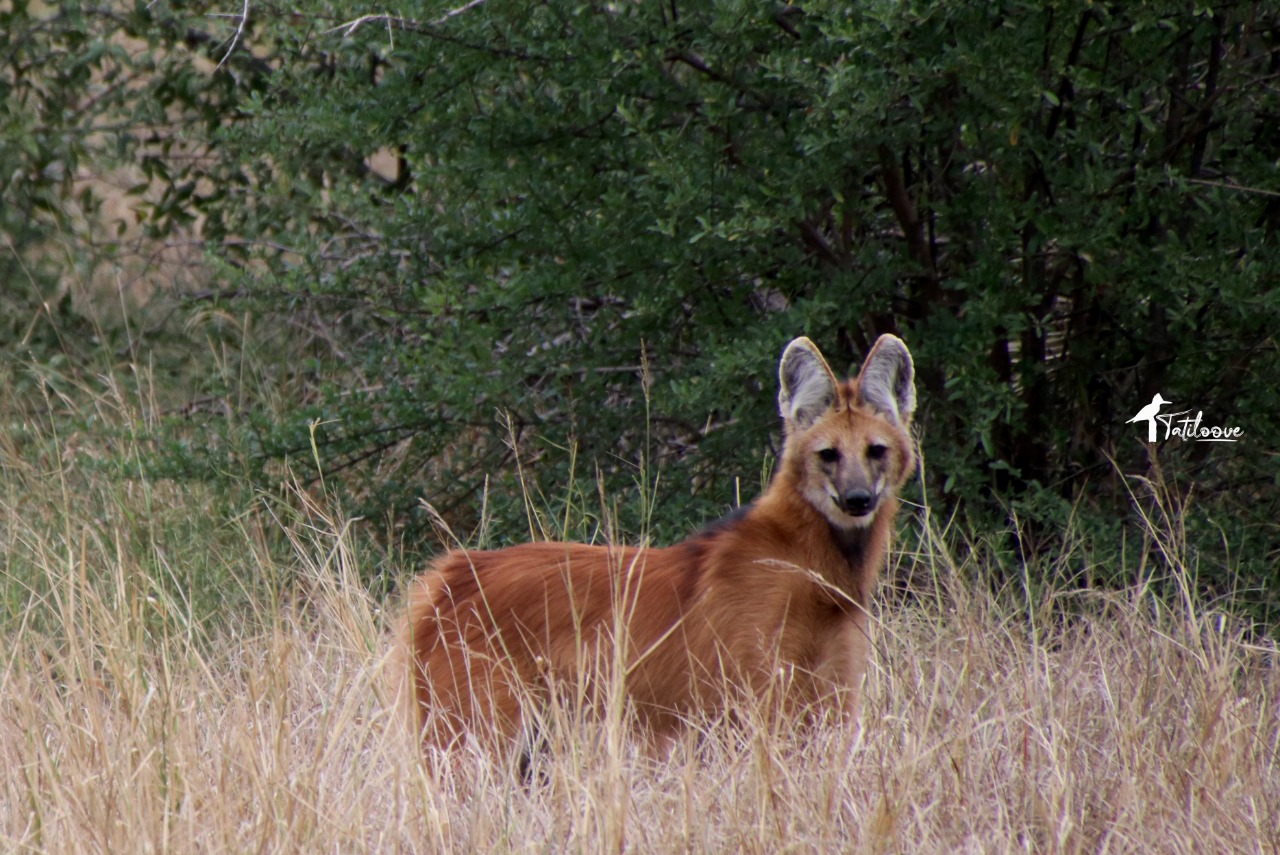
[17,3,1274,612]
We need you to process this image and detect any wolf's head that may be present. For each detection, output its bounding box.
[777,335,917,530]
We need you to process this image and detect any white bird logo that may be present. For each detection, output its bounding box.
[1126,393,1171,442]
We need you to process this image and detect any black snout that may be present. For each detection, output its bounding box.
[837,489,877,517]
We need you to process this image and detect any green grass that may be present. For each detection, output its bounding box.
[1,347,1277,853]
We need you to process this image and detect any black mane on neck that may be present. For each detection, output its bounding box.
[828,520,869,564]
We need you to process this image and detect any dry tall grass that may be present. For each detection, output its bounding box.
[2,374,1277,854]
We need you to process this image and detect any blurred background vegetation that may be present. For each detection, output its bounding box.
[3,0,1277,622]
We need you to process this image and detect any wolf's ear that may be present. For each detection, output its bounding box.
[779,337,838,429]
[857,334,915,426]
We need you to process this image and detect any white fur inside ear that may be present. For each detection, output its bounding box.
[778,338,837,428]
[857,335,916,425]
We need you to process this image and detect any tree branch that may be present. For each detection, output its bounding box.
[211,0,251,71]
[877,143,932,275]
[332,0,487,38]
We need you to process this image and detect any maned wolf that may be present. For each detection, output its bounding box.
[398,335,916,752]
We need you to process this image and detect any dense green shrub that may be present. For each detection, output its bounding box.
[194,3,1278,553]
[10,2,1277,615]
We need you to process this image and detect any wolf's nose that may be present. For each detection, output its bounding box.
[839,489,876,516]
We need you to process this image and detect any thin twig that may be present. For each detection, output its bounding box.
[1184,177,1280,199]
[430,0,487,26]
[214,0,250,71]
[331,0,487,38]
[331,13,423,37]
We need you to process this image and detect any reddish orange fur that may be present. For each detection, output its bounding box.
[398,336,916,751]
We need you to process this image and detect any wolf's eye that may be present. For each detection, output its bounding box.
[867,444,888,461]
[817,448,840,463]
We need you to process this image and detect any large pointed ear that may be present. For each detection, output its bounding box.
[778,337,839,429]
[856,334,915,426]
